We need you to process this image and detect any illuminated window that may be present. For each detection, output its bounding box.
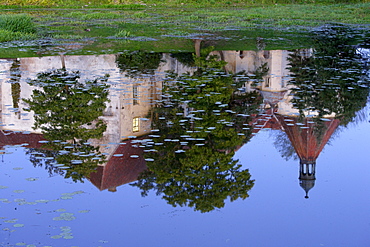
[133,117,139,132]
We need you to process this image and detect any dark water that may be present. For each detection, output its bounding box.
[0,26,370,247]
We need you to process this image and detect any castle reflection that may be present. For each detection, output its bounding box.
[0,39,368,201]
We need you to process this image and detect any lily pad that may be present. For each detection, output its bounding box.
[55,208,67,212]
[51,235,62,239]
[60,196,73,200]
[78,210,90,213]
[53,212,76,221]
[13,190,25,193]
[35,199,49,203]
[4,219,18,223]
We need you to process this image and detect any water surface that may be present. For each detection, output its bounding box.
[0,25,369,247]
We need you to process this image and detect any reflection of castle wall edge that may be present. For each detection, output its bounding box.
[0,50,340,138]
[0,54,192,159]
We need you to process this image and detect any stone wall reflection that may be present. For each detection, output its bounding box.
[0,37,368,201]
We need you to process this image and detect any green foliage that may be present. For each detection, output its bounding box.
[0,14,37,42]
[116,51,163,77]
[24,69,110,140]
[194,46,228,69]
[0,28,37,42]
[0,14,36,33]
[114,29,131,37]
[23,69,110,182]
[26,141,107,183]
[287,25,370,126]
[131,51,264,212]
[132,12,150,18]
[9,60,21,112]
[170,52,195,67]
[52,34,85,40]
[78,12,123,20]
[1,0,368,6]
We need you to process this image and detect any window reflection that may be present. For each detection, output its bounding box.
[133,117,139,132]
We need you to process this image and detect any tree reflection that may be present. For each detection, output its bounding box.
[274,25,370,197]
[116,50,163,77]
[288,25,370,125]
[131,48,262,213]
[8,59,21,116]
[23,69,110,182]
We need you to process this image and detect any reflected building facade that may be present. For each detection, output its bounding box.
[214,49,341,198]
[0,49,353,196]
[0,53,195,191]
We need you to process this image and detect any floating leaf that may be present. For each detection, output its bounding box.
[78,210,90,213]
[14,198,26,202]
[35,199,49,203]
[60,196,73,200]
[0,198,10,203]
[51,235,62,239]
[13,190,25,193]
[71,191,84,195]
[4,219,17,223]
[55,208,66,212]
[53,212,76,221]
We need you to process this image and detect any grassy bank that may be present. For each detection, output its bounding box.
[1,0,369,8]
[0,2,369,57]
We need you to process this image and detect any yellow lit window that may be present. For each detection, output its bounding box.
[133,117,139,132]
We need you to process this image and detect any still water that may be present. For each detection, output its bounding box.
[0,26,370,247]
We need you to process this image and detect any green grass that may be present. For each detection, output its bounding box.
[0,28,37,42]
[0,2,369,57]
[0,14,37,42]
[1,0,369,8]
[0,14,36,33]
[114,29,131,37]
[52,33,86,39]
